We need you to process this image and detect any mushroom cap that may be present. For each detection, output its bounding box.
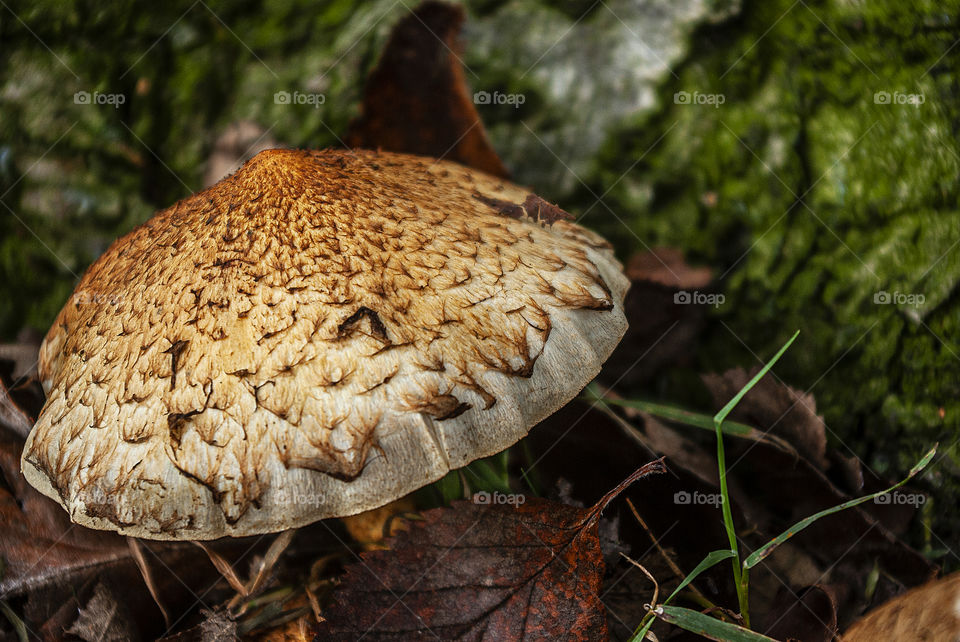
[21,149,629,540]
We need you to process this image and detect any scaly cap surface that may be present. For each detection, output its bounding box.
[22,148,628,539]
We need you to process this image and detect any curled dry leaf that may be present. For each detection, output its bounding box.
[0,359,39,440]
[316,461,666,641]
[624,247,712,289]
[65,580,140,642]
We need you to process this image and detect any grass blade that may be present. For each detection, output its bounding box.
[743,444,938,569]
[628,618,655,642]
[627,550,736,642]
[586,390,799,456]
[714,330,800,428]
[663,549,736,606]
[712,329,799,626]
[584,388,757,436]
[655,605,778,641]
[0,601,27,642]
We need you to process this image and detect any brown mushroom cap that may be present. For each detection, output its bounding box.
[21,149,629,540]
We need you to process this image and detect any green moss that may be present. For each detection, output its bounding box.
[586,0,960,549]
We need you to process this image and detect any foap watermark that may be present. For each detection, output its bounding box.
[274,490,326,507]
[875,492,926,507]
[874,291,925,307]
[79,486,112,506]
[874,90,925,106]
[674,490,724,507]
[72,290,123,306]
[473,90,525,108]
[674,90,725,107]
[274,90,326,108]
[74,90,126,108]
[473,490,526,506]
[674,290,725,308]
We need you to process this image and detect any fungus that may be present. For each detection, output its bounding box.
[21,148,628,540]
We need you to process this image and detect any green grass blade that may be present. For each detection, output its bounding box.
[586,391,757,436]
[714,330,800,428]
[0,601,27,642]
[743,444,938,569]
[582,384,800,457]
[712,329,798,626]
[627,618,655,642]
[664,549,736,606]
[655,605,778,641]
[627,550,736,642]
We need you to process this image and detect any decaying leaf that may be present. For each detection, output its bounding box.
[345,1,509,178]
[65,580,140,642]
[0,352,42,439]
[624,247,713,289]
[702,366,828,469]
[843,572,960,641]
[316,461,666,640]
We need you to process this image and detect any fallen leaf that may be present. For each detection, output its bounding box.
[345,1,509,178]
[156,609,239,642]
[0,332,41,383]
[624,247,712,289]
[0,360,36,440]
[65,580,140,642]
[316,461,666,640]
[702,366,828,469]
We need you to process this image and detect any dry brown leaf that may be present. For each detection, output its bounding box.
[316,461,666,640]
[702,366,828,469]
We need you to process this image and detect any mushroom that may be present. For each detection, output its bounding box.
[21,148,629,540]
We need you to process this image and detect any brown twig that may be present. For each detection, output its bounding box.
[624,498,715,611]
[619,552,660,609]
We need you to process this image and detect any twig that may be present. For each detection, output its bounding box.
[619,552,659,608]
[624,498,714,609]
